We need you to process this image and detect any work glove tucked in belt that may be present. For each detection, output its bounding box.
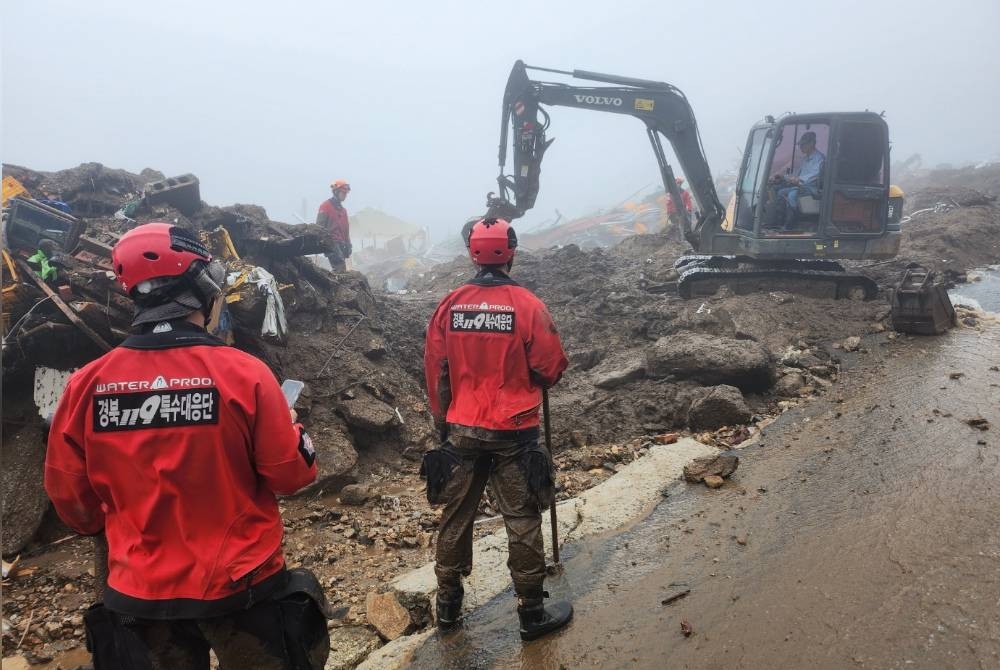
[420,442,462,505]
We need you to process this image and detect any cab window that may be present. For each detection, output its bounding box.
[736,128,771,229]
[769,123,830,181]
[834,122,886,185]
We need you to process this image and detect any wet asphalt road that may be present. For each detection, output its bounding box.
[405,324,1000,669]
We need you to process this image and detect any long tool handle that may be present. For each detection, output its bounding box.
[93,533,109,602]
[543,389,559,564]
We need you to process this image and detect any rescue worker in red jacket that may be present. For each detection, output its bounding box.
[45,222,331,669]
[316,179,352,271]
[423,218,573,641]
[664,177,694,242]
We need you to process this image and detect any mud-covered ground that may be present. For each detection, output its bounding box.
[3,162,1000,666]
[401,317,1000,669]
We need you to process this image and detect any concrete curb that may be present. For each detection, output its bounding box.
[357,437,714,669]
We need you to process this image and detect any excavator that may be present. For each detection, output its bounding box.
[484,61,906,299]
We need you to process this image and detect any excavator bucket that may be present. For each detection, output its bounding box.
[890,267,956,335]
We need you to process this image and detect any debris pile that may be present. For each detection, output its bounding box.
[4,162,1000,666]
[1,163,438,562]
[409,234,888,450]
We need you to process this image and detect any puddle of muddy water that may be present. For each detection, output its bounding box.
[950,266,1000,313]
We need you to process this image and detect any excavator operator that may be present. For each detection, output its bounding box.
[422,218,573,641]
[766,131,825,231]
[45,222,332,669]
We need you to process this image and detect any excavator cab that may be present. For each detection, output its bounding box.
[726,114,902,260]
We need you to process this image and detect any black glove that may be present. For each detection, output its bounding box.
[343,242,353,258]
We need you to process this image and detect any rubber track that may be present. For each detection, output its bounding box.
[677,265,878,300]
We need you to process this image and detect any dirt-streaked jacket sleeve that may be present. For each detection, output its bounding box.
[45,376,106,536]
[424,297,452,421]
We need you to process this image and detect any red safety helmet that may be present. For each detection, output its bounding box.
[467,218,517,265]
[111,222,212,297]
[330,179,351,192]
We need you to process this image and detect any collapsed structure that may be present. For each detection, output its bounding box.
[1,163,438,560]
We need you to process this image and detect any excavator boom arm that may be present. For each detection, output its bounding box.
[490,61,725,249]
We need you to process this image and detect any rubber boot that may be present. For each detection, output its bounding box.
[517,597,573,641]
[436,593,463,632]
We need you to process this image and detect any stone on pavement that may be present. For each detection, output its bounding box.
[684,452,740,484]
[703,475,725,489]
[356,629,434,670]
[325,625,382,670]
[364,590,431,642]
[365,591,412,641]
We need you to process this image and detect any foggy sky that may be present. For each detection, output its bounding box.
[3,0,999,238]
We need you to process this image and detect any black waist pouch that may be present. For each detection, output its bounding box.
[273,568,333,670]
[420,442,463,504]
[520,443,555,510]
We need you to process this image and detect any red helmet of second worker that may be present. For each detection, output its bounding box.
[467,217,517,265]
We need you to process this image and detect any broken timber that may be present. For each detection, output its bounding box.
[16,259,112,352]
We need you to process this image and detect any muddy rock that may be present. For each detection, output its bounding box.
[362,337,388,360]
[338,394,399,432]
[843,336,862,352]
[683,452,740,484]
[646,333,775,392]
[592,357,646,390]
[2,420,50,555]
[774,371,808,397]
[365,591,411,640]
[365,590,431,641]
[1,656,31,670]
[779,347,823,369]
[807,364,836,379]
[687,385,752,430]
[325,626,382,670]
[673,303,737,337]
[339,485,371,506]
[569,348,604,371]
[703,475,725,489]
[301,428,359,495]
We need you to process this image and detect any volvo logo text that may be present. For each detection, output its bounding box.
[573,95,623,107]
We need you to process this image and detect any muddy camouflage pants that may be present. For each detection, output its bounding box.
[434,436,553,602]
[84,596,329,670]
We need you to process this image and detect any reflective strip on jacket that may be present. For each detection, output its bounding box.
[424,270,568,435]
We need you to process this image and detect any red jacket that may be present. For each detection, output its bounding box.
[424,270,568,435]
[666,189,693,215]
[44,322,316,618]
[316,198,350,243]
